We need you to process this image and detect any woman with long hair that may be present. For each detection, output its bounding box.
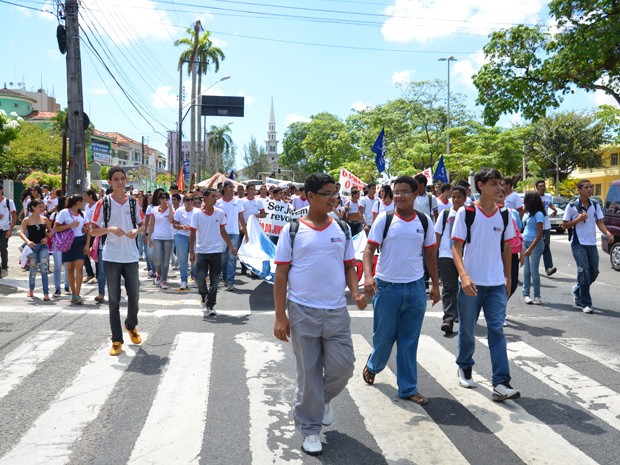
[148,190,175,289]
[522,191,546,304]
[371,184,394,224]
[142,191,157,278]
[19,200,52,300]
[54,194,89,304]
[82,189,98,283]
[50,196,69,297]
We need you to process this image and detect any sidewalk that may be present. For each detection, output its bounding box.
[0,226,34,294]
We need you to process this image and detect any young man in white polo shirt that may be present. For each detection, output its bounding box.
[274,173,367,456]
[359,182,376,234]
[190,188,237,317]
[451,168,520,402]
[91,166,145,356]
[362,175,439,405]
[562,179,615,313]
[216,180,246,291]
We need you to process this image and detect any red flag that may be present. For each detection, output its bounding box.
[177,168,185,191]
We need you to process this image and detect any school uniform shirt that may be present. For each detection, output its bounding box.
[190,208,227,254]
[522,211,544,242]
[216,197,245,235]
[368,211,436,283]
[435,208,457,259]
[451,205,516,286]
[540,194,553,230]
[344,199,360,215]
[274,218,355,309]
[0,197,16,230]
[505,191,523,212]
[93,196,144,263]
[414,192,438,217]
[360,195,376,225]
[173,207,196,237]
[55,209,87,237]
[562,200,604,246]
[436,196,452,215]
[291,196,309,211]
[149,207,175,240]
[371,199,395,216]
[84,202,97,223]
[242,198,265,222]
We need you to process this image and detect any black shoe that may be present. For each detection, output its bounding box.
[441,320,454,335]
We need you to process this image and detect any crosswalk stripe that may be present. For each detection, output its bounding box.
[417,335,598,465]
[349,335,469,464]
[0,330,72,401]
[552,337,620,373]
[0,334,148,465]
[235,332,303,464]
[128,332,213,465]
[483,338,620,432]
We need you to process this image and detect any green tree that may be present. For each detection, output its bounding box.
[2,122,62,180]
[0,110,22,160]
[474,1,620,125]
[241,136,269,179]
[207,124,233,174]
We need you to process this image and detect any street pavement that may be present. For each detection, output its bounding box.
[0,227,619,465]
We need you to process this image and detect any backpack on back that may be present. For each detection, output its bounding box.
[567,199,600,243]
[463,204,510,253]
[101,194,138,245]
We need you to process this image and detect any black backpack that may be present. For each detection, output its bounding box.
[463,205,509,253]
[567,199,600,244]
[288,216,350,251]
[382,210,429,243]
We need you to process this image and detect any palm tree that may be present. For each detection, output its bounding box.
[207,124,233,174]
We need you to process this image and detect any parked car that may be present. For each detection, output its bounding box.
[601,181,620,271]
[549,196,569,233]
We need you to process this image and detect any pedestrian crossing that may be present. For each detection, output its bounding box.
[0,327,618,464]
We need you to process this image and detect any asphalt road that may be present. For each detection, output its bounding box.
[0,232,618,465]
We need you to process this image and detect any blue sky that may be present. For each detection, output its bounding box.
[1,0,616,174]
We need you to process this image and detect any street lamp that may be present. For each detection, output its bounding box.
[438,56,457,157]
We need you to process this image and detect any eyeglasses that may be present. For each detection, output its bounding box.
[315,191,339,198]
[393,190,413,196]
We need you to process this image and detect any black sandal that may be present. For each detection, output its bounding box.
[363,365,375,385]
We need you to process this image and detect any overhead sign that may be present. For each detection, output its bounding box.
[201,96,244,117]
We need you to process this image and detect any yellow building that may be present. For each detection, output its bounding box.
[572,146,620,200]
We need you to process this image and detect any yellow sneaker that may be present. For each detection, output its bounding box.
[125,324,142,344]
[109,342,122,356]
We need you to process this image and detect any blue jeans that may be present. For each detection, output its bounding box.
[174,234,190,283]
[28,243,49,295]
[136,233,144,259]
[152,239,173,281]
[571,243,599,308]
[52,250,69,292]
[97,248,106,296]
[144,234,154,274]
[367,277,427,398]
[103,261,140,343]
[457,284,511,386]
[221,233,240,286]
[523,240,544,298]
[542,229,554,270]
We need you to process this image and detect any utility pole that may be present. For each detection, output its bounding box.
[177,61,184,178]
[65,0,86,195]
[189,20,201,188]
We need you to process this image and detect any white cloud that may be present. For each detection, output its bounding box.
[381,0,544,44]
[351,101,372,112]
[284,113,311,126]
[47,49,61,61]
[452,50,486,89]
[591,90,620,108]
[38,1,56,22]
[391,69,414,85]
[151,85,178,109]
[211,37,228,49]
[91,85,110,96]
[238,93,256,105]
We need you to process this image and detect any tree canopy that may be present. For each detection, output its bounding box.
[2,122,62,180]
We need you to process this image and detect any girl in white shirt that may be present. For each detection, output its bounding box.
[148,192,175,289]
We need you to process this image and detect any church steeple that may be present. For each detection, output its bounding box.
[265,96,279,170]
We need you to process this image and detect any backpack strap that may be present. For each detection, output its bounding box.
[499,206,509,252]
[464,205,476,244]
[382,210,394,243]
[441,208,449,235]
[415,209,428,239]
[289,216,350,251]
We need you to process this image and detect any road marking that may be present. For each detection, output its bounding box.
[349,335,469,465]
[552,337,620,373]
[417,335,598,465]
[0,334,147,465]
[0,331,72,401]
[128,332,213,465]
[481,338,620,432]
[236,332,303,464]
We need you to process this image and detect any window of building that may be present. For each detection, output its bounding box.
[611,153,619,166]
[594,184,602,196]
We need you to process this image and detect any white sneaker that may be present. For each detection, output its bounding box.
[302,434,322,456]
[458,367,477,388]
[492,382,521,402]
[180,281,188,291]
[532,297,542,305]
[160,281,168,289]
[154,276,161,285]
[322,403,333,426]
[582,306,594,314]
[208,307,217,316]
[524,296,533,305]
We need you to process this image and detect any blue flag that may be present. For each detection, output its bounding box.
[229,169,235,180]
[371,128,386,173]
[433,155,449,183]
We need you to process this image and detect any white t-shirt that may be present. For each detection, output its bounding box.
[541,194,553,230]
[562,200,604,246]
[436,196,452,215]
[372,199,395,215]
[274,218,355,309]
[360,196,376,225]
[291,196,309,211]
[93,196,144,263]
[505,191,523,212]
[414,192,438,217]
[0,197,16,230]
[435,208,457,259]
[173,207,196,237]
[190,208,227,254]
[216,197,244,235]
[84,202,97,223]
[451,205,516,286]
[368,211,435,283]
[149,206,175,240]
[47,197,58,212]
[55,209,87,237]
[344,199,360,215]
[242,197,265,222]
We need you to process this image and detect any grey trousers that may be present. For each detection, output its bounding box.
[288,300,355,436]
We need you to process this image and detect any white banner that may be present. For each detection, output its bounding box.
[417,167,433,183]
[259,200,293,237]
[338,167,366,195]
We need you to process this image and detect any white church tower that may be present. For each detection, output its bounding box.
[265,96,279,171]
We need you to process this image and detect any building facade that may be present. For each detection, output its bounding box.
[573,146,620,201]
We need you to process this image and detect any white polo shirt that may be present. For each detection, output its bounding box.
[216,197,245,235]
[435,208,457,259]
[173,207,196,237]
[55,208,87,237]
[242,197,265,222]
[562,200,604,246]
[93,196,144,263]
[190,208,227,254]
[0,197,16,230]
